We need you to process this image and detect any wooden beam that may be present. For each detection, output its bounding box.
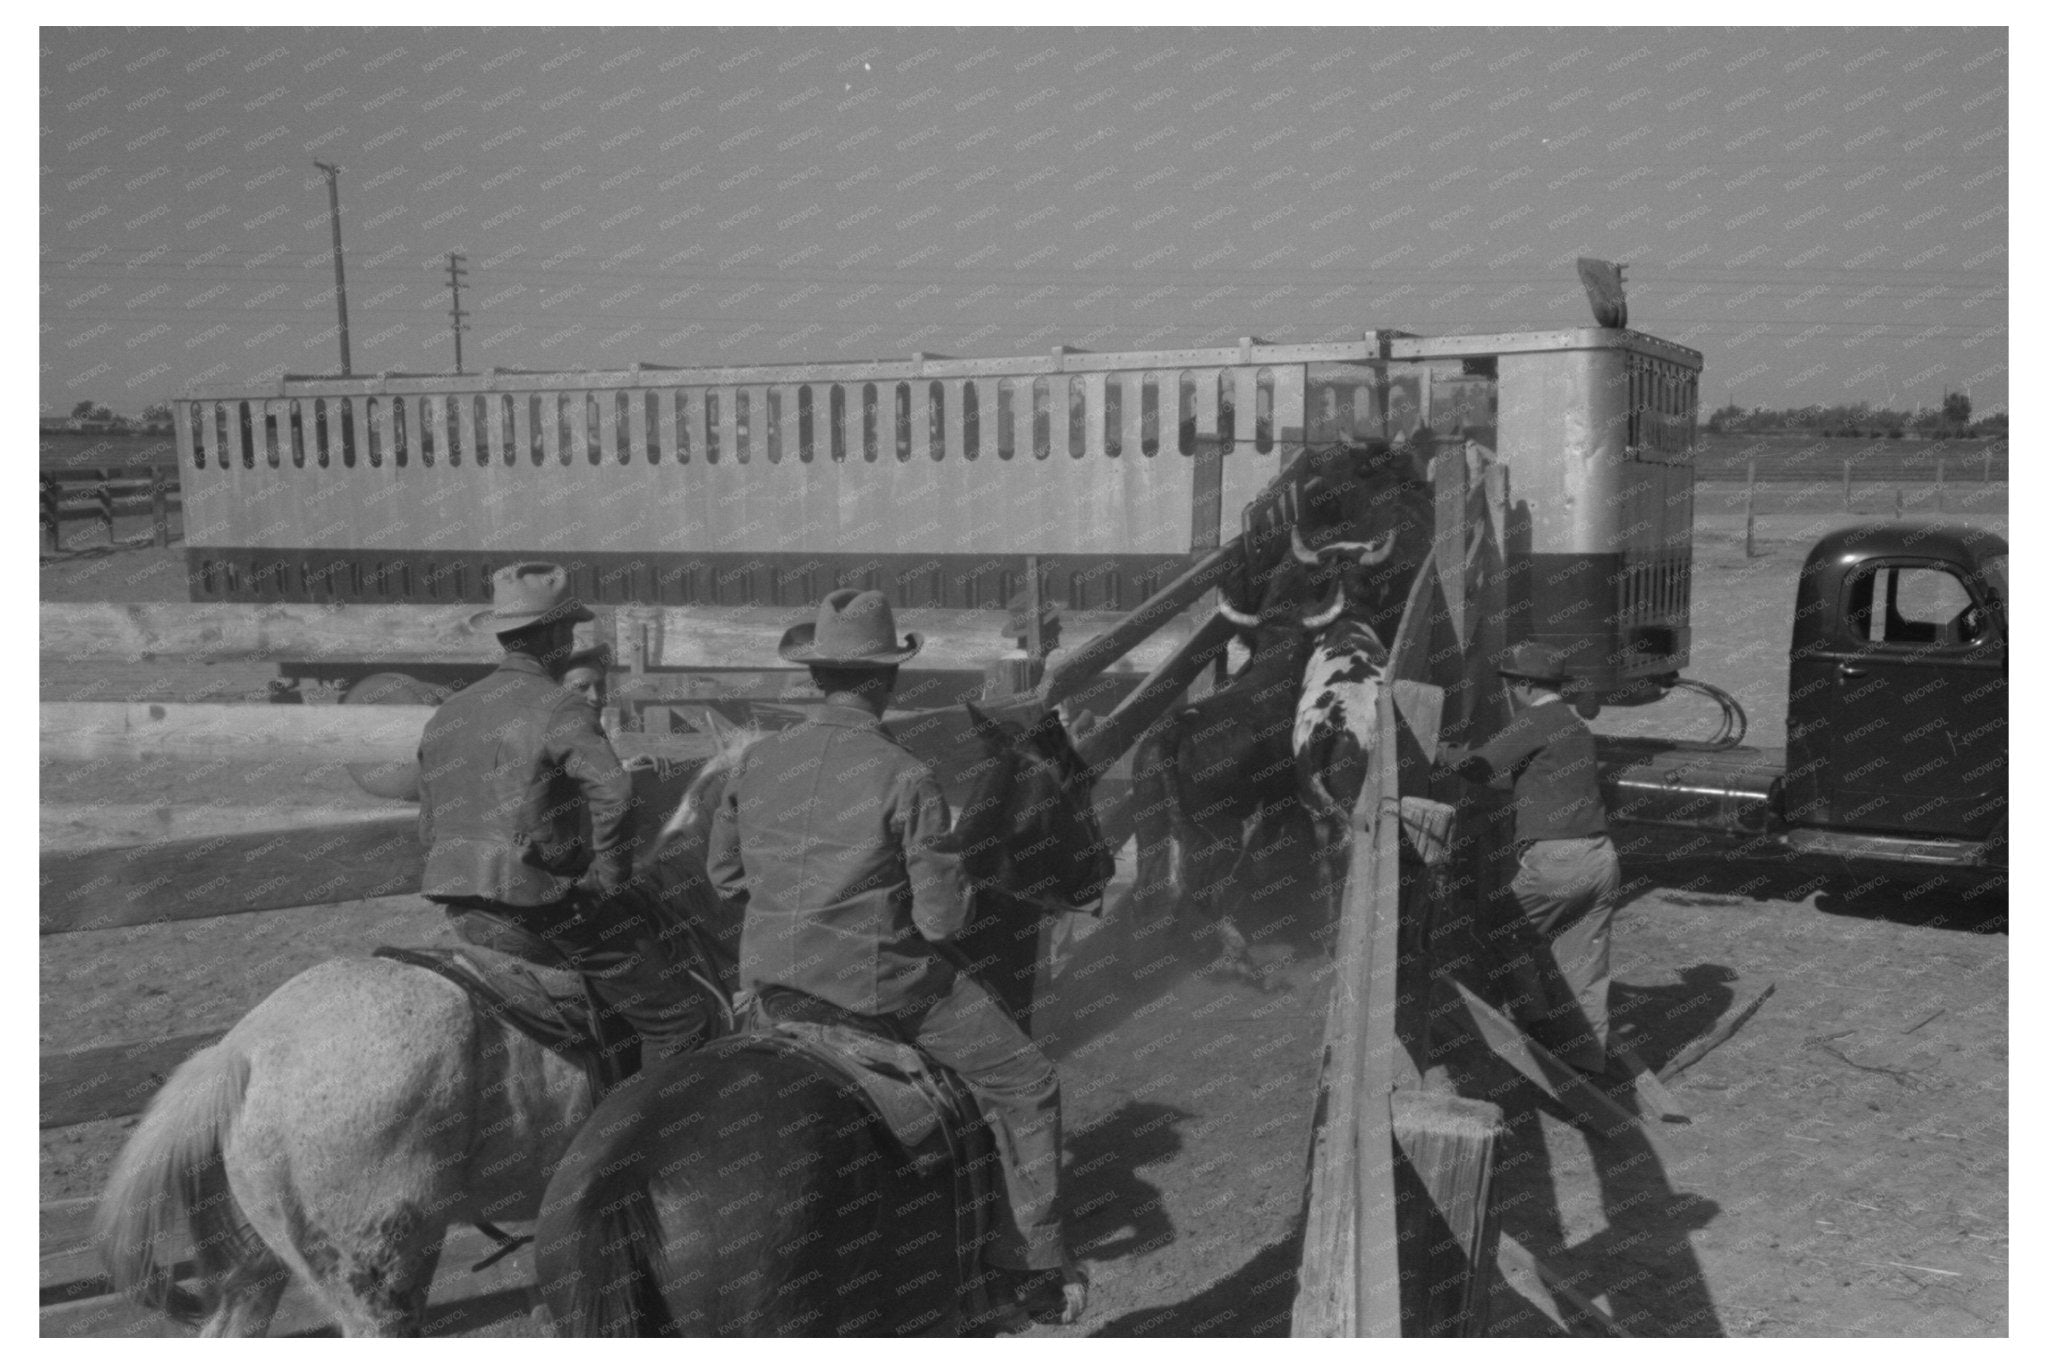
[1071,611,1236,779]
[39,813,423,935]
[42,1031,225,1129]
[1448,980,1664,1151]
[1293,681,1407,1336]
[1042,542,1241,708]
[40,602,1188,676]
[1657,982,1776,1083]
[41,703,435,763]
[40,803,405,854]
[1607,1038,1688,1123]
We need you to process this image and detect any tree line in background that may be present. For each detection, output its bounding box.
[1707,392,2003,441]
[49,400,175,431]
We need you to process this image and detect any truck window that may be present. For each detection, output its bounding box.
[1847,564,1990,648]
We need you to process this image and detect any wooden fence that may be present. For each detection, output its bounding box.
[35,550,1205,1334]
[39,466,181,551]
[1291,446,1664,1337]
[42,441,1654,1337]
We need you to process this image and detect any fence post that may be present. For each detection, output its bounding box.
[1841,459,1852,513]
[1935,457,1945,513]
[1744,460,1758,558]
[40,476,61,553]
[1894,486,1904,519]
[151,470,171,548]
[1984,448,1993,484]
[95,468,116,544]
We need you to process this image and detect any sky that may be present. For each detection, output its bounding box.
[38,25,2009,418]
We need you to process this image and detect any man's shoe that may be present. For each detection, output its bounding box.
[1000,1260,1088,1326]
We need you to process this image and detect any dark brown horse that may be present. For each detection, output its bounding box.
[533,704,1113,1337]
[1130,442,1434,983]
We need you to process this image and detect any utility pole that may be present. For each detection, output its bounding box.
[312,161,352,376]
[445,252,469,374]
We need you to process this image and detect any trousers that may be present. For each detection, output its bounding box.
[892,972,1065,1272]
[436,870,719,1073]
[1507,833,1622,1069]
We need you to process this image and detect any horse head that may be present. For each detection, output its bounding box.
[940,702,1116,916]
[657,711,767,856]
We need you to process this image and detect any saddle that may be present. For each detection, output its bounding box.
[733,986,1006,1329]
[373,944,636,1099]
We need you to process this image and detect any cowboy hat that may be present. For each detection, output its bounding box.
[778,588,923,667]
[1497,640,1571,684]
[488,562,594,634]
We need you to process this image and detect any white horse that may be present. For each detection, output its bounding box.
[93,720,758,1337]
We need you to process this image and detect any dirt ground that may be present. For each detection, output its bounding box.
[40,501,2009,1336]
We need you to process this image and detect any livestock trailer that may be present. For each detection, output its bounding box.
[174,320,1702,706]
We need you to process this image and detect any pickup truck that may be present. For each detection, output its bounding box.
[1597,521,2008,887]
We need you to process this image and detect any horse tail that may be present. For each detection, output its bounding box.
[540,1096,675,1337]
[94,1041,255,1324]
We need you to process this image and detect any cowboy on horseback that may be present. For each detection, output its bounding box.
[416,562,714,1074]
[706,589,1085,1325]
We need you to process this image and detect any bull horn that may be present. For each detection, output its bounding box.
[1310,530,1396,566]
[1302,586,1345,631]
[1289,524,1320,565]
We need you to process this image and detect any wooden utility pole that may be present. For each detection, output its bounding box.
[312,162,352,376]
[446,253,469,375]
[1744,460,1758,558]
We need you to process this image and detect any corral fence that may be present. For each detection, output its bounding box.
[44,437,1663,1339]
[39,465,181,552]
[1691,435,2007,483]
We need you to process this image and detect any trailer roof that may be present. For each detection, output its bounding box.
[185,327,1703,399]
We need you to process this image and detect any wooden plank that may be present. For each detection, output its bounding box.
[1448,981,1663,1151]
[1657,982,1776,1082]
[1071,611,1236,779]
[1293,674,1406,1335]
[1042,542,1243,707]
[40,602,1189,675]
[41,804,405,854]
[41,703,435,763]
[39,813,422,935]
[42,1031,227,1129]
[1607,1037,1688,1123]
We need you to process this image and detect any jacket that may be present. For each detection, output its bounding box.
[416,651,636,906]
[1440,695,1608,843]
[706,704,968,1017]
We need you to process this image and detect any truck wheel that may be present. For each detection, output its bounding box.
[342,672,444,801]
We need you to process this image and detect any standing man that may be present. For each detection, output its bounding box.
[416,563,711,1074]
[707,589,1083,1326]
[1436,641,1621,1074]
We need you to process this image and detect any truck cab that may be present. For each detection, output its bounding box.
[1783,522,2008,847]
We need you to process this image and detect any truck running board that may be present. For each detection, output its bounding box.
[1780,827,1988,867]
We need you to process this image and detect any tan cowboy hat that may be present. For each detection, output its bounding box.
[488,562,594,634]
[778,588,923,667]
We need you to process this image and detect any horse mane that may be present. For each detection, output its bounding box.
[657,721,768,851]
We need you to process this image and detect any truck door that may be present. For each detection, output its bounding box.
[1817,559,2006,838]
